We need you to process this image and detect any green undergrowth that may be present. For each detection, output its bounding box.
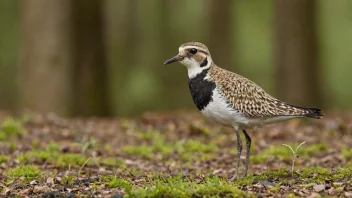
[235,169,290,186]
[0,155,10,164]
[250,143,328,164]
[5,165,43,181]
[235,166,352,187]
[16,144,123,168]
[60,176,77,185]
[0,117,26,141]
[123,129,218,161]
[341,148,352,161]
[101,175,251,198]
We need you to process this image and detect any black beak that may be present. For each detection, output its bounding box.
[164,55,184,65]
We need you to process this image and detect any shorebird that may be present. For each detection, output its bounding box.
[164,42,323,180]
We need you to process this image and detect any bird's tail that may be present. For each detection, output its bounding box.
[288,104,324,119]
[303,107,324,119]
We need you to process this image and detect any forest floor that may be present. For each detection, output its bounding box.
[0,111,351,197]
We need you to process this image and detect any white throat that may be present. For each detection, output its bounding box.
[180,57,212,78]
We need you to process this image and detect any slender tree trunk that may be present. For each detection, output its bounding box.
[18,0,72,115]
[71,0,110,116]
[208,0,234,70]
[274,0,322,106]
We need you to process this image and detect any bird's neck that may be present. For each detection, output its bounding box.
[186,60,213,79]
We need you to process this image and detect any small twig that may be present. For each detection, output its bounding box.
[124,168,135,178]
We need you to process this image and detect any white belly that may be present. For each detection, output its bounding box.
[201,88,249,129]
[200,88,299,130]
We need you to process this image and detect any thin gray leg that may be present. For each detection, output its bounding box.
[243,130,251,176]
[230,128,242,181]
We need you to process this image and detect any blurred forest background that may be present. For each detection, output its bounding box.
[0,0,351,117]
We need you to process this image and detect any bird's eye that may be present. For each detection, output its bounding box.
[189,48,197,54]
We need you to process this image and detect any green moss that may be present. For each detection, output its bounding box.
[129,176,249,198]
[97,157,125,167]
[46,144,61,152]
[0,117,26,140]
[61,176,76,185]
[189,124,211,136]
[255,169,289,181]
[123,131,174,159]
[235,169,289,187]
[250,155,268,164]
[269,183,281,193]
[299,167,330,183]
[5,165,43,180]
[123,145,153,159]
[176,140,218,154]
[333,167,352,180]
[250,143,328,164]
[137,130,163,141]
[108,178,131,192]
[303,144,328,156]
[234,176,255,186]
[341,148,352,161]
[286,193,298,198]
[56,153,88,167]
[17,150,57,164]
[0,155,9,164]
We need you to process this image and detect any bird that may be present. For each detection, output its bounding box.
[164,42,323,181]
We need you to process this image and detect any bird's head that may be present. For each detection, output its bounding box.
[164,42,213,78]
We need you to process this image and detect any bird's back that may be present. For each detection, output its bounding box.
[207,65,323,119]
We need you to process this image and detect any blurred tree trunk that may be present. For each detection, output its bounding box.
[274,0,322,106]
[71,0,110,116]
[18,0,72,115]
[208,0,234,69]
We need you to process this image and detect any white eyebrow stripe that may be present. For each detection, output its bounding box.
[179,46,209,54]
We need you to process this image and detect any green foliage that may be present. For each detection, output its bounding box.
[235,169,289,186]
[5,165,43,181]
[96,157,125,167]
[123,145,153,159]
[56,153,88,167]
[60,176,76,185]
[0,117,26,140]
[124,130,218,161]
[0,155,9,164]
[299,167,330,183]
[333,166,352,180]
[176,140,218,153]
[341,148,352,161]
[255,169,289,181]
[46,143,61,152]
[250,143,328,164]
[108,178,131,192]
[128,176,249,198]
[17,150,55,164]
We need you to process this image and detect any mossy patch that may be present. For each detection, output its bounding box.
[56,153,88,167]
[0,155,10,164]
[130,176,250,198]
[333,166,352,180]
[60,176,76,185]
[123,145,153,159]
[341,148,352,161]
[235,169,289,186]
[0,117,26,140]
[5,165,43,181]
[124,131,218,161]
[298,167,330,183]
[250,143,328,164]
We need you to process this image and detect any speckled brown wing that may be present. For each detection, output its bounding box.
[208,65,323,118]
